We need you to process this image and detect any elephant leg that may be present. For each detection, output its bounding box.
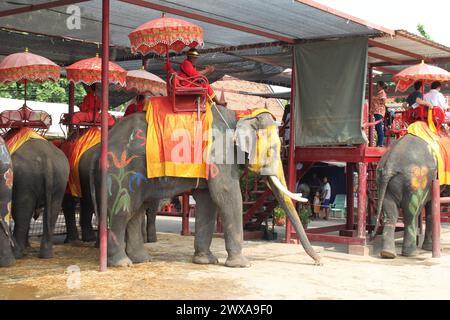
[39,200,61,259]
[12,200,35,258]
[126,209,151,263]
[62,194,79,243]
[107,212,133,267]
[402,201,421,257]
[192,189,218,265]
[381,193,399,259]
[208,177,250,268]
[145,200,159,243]
[422,201,432,251]
[80,196,96,242]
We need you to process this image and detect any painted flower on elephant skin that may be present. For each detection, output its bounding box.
[410,165,428,191]
[108,150,138,169]
[3,168,13,189]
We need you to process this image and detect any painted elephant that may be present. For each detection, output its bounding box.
[11,138,69,259]
[374,134,438,258]
[95,105,321,267]
[0,137,14,267]
[60,134,99,243]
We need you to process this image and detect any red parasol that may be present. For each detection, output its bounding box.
[128,15,203,56]
[0,48,60,106]
[66,54,127,86]
[121,67,166,95]
[393,61,450,92]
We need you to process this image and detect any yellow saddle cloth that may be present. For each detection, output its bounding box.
[407,121,450,185]
[145,96,213,179]
[65,128,101,197]
[5,128,45,155]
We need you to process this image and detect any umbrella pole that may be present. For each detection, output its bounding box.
[99,0,110,272]
[23,79,27,107]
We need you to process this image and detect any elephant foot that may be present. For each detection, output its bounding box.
[422,240,432,251]
[127,250,152,264]
[193,252,219,265]
[64,236,80,244]
[0,255,16,267]
[380,250,397,259]
[39,249,54,259]
[108,252,133,267]
[225,255,251,268]
[146,235,157,243]
[401,249,417,257]
[81,233,97,243]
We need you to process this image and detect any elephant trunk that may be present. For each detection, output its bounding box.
[267,173,322,265]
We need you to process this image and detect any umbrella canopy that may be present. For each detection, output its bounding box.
[0,48,60,84]
[128,15,203,56]
[66,55,127,86]
[122,68,166,95]
[393,61,450,92]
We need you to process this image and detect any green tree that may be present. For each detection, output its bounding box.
[0,79,86,105]
[416,23,432,40]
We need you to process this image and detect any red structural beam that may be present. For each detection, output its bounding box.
[368,52,404,65]
[0,0,89,17]
[119,0,296,44]
[371,56,450,67]
[295,0,394,36]
[99,0,110,272]
[305,233,366,245]
[368,39,426,61]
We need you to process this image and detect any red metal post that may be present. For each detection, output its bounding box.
[99,0,110,272]
[368,67,374,147]
[286,46,296,243]
[68,82,75,135]
[432,179,441,258]
[357,162,367,240]
[181,193,190,236]
[346,163,354,230]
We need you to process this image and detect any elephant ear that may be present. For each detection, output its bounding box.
[234,117,258,155]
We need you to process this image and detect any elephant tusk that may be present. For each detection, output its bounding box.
[268,176,308,203]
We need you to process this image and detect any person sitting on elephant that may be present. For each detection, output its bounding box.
[124,95,146,116]
[424,81,449,112]
[71,84,115,126]
[178,48,227,107]
[403,81,433,109]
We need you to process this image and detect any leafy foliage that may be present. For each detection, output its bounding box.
[416,23,432,40]
[0,79,86,105]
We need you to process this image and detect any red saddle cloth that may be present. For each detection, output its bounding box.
[404,105,445,128]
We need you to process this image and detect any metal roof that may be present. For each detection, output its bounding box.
[0,0,392,49]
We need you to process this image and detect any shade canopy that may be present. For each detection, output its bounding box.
[393,61,450,92]
[129,16,204,56]
[0,49,60,84]
[122,68,166,95]
[66,55,127,86]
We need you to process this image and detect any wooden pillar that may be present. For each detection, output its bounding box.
[99,0,110,272]
[286,46,296,243]
[346,163,354,230]
[432,180,441,258]
[357,162,367,241]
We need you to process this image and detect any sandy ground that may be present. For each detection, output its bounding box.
[1,217,450,300]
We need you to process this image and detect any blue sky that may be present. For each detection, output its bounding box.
[316,0,450,46]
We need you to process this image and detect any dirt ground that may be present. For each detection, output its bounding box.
[1,220,450,300]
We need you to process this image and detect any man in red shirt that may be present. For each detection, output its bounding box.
[124,95,146,116]
[179,48,227,107]
[79,84,101,113]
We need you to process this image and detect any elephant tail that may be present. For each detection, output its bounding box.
[89,151,99,224]
[43,157,55,243]
[372,167,392,239]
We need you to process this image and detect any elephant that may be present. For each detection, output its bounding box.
[0,137,14,267]
[374,134,439,258]
[94,105,322,267]
[10,137,69,259]
[60,134,99,243]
